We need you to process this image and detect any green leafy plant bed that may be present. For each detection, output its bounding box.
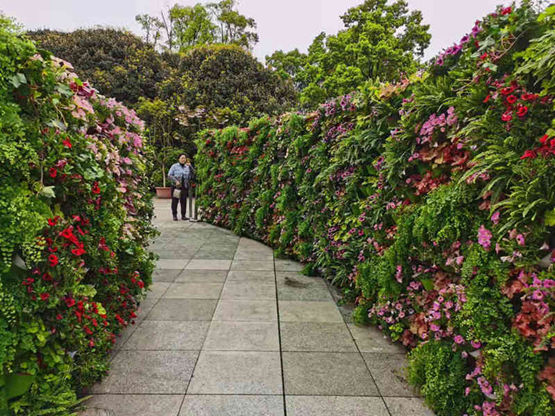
[195,4,555,415]
[0,19,156,414]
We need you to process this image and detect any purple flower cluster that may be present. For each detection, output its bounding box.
[435,20,482,66]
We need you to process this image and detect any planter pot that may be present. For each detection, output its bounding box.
[155,187,172,199]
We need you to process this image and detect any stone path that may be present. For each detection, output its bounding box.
[83,199,434,416]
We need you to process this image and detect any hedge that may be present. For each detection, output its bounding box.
[195,4,554,415]
[0,19,155,414]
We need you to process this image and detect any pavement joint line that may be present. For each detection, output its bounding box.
[176,234,240,416]
[342,301,393,416]
[274,250,288,416]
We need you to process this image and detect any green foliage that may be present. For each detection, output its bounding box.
[266,0,431,108]
[0,21,155,414]
[196,3,555,414]
[408,341,468,415]
[28,28,167,105]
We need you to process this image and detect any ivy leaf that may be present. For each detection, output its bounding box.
[40,186,56,199]
[545,209,555,226]
[8,73,27,88]
[1,374,35,400]
[421,278,434,291]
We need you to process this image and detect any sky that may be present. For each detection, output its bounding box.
[0,0,519,62]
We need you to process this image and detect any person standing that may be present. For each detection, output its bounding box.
[168,155,195,221]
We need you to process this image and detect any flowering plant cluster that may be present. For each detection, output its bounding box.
[0,21,155,414]
[195,4,554,415]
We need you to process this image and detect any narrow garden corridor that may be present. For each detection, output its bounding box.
[82,199,434,416]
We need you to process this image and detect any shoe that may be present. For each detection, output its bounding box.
[182,217,189,220]
[173,216,178,221]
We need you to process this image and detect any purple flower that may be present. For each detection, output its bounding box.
[477,225,492,250]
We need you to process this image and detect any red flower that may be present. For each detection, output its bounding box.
[501,86,516,96]
[42,273,53,282]
[479,52,488,60]
[501,6,512,15]
[49,168,57,178]
[65,297,76,308]
[520,150,537,160]
[92,182,101,194]
[62,138,72,148]
[506,95,517,104]
[539,134,549,145]
[71,248,86,256]
[517,105,528,117]
[483,94,491,103]
[56,314,63,320]
[501,111,512,122]
[47,217,58,227]
[89,339,95,348]
[83,326,93,336]
[48,254,59,267]
[40,293,50,301]
[61,227,74,239]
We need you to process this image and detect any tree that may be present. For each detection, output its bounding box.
[266,0,431,108]
[135,14,163,48]
[207,0,258,49]
[137,0,258,52]
[170,4,216,50]
[28,28,168,105]
[159,44,296,129]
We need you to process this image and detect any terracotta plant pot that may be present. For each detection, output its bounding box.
[155,187,172,199]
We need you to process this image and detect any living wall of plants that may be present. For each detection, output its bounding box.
[0,20,156,414]
[195,4,554,415]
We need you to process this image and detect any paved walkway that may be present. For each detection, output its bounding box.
[84,199,434,416]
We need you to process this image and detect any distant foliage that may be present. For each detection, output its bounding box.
[28,28,168,105]
[137,0,259,52]
[266,0,431,108]
[0,21,155,414]
[196,4,555,415]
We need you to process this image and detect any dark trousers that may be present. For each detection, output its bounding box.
[171,186,189,218]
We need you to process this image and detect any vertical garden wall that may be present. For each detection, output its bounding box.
[195,4,554,415]
[0,19,155,414]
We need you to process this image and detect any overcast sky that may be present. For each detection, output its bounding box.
[0,0,518,61]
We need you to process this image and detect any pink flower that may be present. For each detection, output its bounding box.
[471,340,482,349]
[395,265,403,283]
[516,234,525,246]
[454,335,465,344]
[491,211,500,224]
[531,290,544,301]
[478,225,492,250]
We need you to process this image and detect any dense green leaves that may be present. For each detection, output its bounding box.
[266,0,431,108]
[196,3,554,415]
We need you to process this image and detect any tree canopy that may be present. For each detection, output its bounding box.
[28,28,168,105]
[266,0,431,108]
[136,0,258,52]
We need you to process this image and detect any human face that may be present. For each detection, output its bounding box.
[179,155,187,164]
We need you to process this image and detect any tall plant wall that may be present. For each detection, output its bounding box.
[195,4,554,415]
[0,20,156,414]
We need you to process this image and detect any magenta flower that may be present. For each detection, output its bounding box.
[478,225,493,250]
[516,234,525,246]
[490,211,500,224]
[454,335,465,344]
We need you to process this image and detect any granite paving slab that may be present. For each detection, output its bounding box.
[83,199,435,416]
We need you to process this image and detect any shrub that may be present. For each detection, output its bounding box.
[0,19,155,414]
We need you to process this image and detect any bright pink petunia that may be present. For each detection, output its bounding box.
[478,225,492,250]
